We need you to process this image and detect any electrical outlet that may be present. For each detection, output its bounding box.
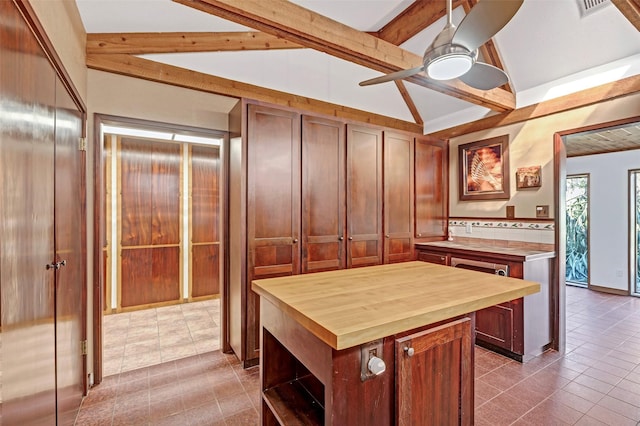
[536,205,549,218]
[465,223,472,234]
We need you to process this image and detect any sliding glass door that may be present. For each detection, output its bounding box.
[630,170,640,296]
[565,174,589,287]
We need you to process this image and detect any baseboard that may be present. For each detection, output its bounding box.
[588,284,629,296]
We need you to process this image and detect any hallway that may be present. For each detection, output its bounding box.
[77,286,640,425]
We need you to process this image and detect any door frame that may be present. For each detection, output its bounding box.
[553,115,640,352]
[92,114,229,385]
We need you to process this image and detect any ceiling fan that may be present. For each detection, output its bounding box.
[359,0,524,90]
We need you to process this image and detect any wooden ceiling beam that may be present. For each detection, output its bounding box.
[171,0,515,112]
[375,0,466,46]
[394,81,423,125]
[86,31,303,55]
[428,74,640,139]
[611,0,640,31]
[86,53,423,133]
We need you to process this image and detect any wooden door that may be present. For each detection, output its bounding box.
[415,137,448,239]
[301,115,346,273]
[120,137,181,308]
[383,132,414,264]
[191,144,221,298]
[346,125,383,268]
[247,104,301,361]
[54,77,85,425]
[0,0,57,421]
[395,317,473,426]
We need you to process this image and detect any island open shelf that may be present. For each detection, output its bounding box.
[252,261,540,425]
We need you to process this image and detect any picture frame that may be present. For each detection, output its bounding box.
[516,165,542,189]
[458,135,510,201]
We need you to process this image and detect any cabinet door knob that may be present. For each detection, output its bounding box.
[404,347,415,357]
[385,234,390,238]
[348,236,353,241]
[45,260,67,270]
[338,236,344,241]
[417,233,422,237]
[292,238,298,244]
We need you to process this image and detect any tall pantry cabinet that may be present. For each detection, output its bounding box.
[1,1,86,424]
[229,101,444,365]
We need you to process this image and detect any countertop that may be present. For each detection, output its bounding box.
[416,241,556,261]
[251,261,539,351]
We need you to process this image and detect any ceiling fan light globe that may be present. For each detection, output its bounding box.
[427,53,473,80]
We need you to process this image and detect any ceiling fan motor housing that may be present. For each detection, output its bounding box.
[424,44,477,80]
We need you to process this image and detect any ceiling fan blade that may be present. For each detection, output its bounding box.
[359,66,424,86]
[459,62,508,90]
[451,0,524,52]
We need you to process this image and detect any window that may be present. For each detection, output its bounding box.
[565,174,589,287]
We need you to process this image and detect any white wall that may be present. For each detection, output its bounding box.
[567,149,640,291]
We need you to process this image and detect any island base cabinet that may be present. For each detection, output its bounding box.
[260,297,474,425]
[395,318,474,426]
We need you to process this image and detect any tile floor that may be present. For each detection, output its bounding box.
[78,286,640,425]
[102,298,221,376]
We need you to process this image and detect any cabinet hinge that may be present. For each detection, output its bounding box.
[79,137,87,152]
[81,340,88,356]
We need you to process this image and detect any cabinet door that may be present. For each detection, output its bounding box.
[0,3,57,422]
[247,104,301,360]
[383,132,414,264]
[415,137,447,239]
[396,318,473,426]
[475,304,514,352]
[302,115,346,273]
[346,125,383,268]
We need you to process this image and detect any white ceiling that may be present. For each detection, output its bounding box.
[76,0,640,134]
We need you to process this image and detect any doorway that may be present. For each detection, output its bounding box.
[94,115,228,382]
[565,174,589,288]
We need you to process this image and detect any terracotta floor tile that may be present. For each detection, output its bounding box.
[78,288,640,426]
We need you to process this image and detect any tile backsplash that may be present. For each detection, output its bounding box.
[448,218,555,249]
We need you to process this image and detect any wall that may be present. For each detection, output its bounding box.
[449,93,640,220]
[567,149,640,292]
[29,0,87,101]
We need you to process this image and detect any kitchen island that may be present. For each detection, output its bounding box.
[252,261,540,425]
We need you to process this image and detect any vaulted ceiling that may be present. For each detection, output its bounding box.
[77,0,640,136]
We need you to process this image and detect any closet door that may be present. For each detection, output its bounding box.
[415,137,448,239]
[383,132,414,263]
[0,0,57,421]
[54,78,85,425]
[247,104,301,361]
[301,115,346,273]
[346,125,383,268]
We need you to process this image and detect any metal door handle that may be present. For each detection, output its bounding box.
[46,260,67,270]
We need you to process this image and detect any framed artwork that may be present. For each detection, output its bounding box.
[516,166,542,189]
[458,135,510,201]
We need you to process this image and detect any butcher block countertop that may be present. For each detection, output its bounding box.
[252,261,540,351]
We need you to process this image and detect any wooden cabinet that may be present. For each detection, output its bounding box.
[1,3,86,422]
[415,246,551,361]
[395,318,473,425]
[346,125,383,268]
[383,132,414,264]
[246,104,302,362]
[259,297,474,426]
[231,102,446,365]
[301,115,346,273]
[415,137,448,240]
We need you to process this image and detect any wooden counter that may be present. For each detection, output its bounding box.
[252,261,540,425]
[252,261,540,350]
